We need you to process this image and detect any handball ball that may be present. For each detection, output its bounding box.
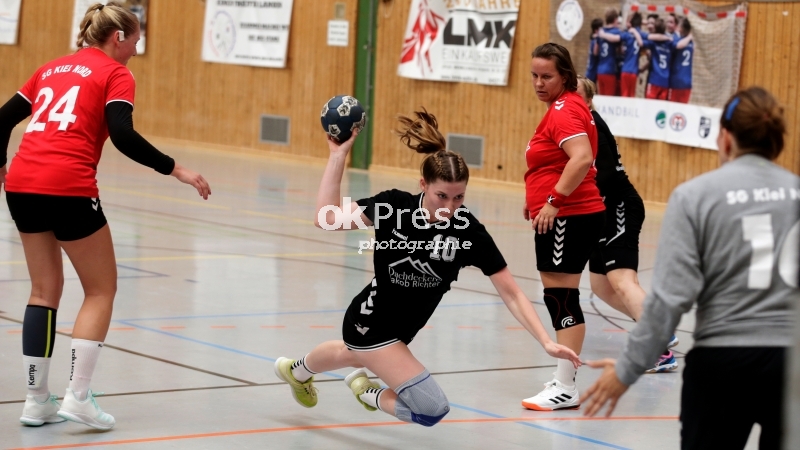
[320,95,366,143]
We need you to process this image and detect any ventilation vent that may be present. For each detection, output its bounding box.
[447,133,484,168]
[260,115,290,145]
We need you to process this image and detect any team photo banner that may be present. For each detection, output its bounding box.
[397,0,519,86]
[201,0,294,69]
[594,95,720,150]
[71,0,149,54]
[550,0,746,149]
[0,0,22,45]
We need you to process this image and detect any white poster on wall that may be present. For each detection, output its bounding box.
[201,0,294,68]
[70,0,148,54]
[0,0,22,45]
[397,0,518,86]
[593,95,721,151]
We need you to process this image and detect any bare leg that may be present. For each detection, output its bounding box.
[590,272,633,318]
[606,268,645,321]
[59,225,117,342]
[19,232,64,310]
[303,340,362,373]
[350,343,426,416]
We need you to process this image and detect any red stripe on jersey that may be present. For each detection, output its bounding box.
[5,48,136,198]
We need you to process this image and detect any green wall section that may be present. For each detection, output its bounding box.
[352,0,378,169]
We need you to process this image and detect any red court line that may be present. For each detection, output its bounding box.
[8,416,678,449]
[160,326,185,330]
[260,325,286,328]
[210,325,236,329]
[6,330,22,334]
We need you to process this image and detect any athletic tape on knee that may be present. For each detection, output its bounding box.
[543,288,585,330]
[22,305,57,358]
[393,370,449,427]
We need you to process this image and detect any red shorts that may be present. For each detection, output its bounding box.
[646,84,669,100]
[669,88,691,103]
[596,74,619,96]
[620,73,637,97]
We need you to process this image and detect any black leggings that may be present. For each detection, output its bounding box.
[681,347,786,450]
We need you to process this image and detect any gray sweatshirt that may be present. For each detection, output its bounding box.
[616,154,800,386]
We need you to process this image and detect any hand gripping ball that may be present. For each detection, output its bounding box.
[320,95,367,143]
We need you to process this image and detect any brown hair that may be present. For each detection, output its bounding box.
[654,18,666,34]
[76,2,139,49]
[604,8,619,25]
[394,109,469,184]
[531,43,578,92]
[720,87,785,160]
[576,75,597,110]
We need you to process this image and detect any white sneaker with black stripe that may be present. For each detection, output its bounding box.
[521,379,580,411]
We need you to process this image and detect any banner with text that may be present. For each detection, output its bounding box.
[71,0,148,54]
[397,0,519,86]
[201,0,294,69]
[593,95,720,150]
[0,0,22,45]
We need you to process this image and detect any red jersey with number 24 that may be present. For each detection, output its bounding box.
[5,47,135,198]
[524,91,605,218]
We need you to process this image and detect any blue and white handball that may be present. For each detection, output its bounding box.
[320,95,366,143]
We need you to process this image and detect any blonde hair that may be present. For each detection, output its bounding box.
[393,108,469,184]
[76,2,139,49]
[576,75,597,110]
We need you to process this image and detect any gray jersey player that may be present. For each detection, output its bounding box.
[582,87,799,450]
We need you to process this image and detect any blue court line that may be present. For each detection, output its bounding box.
[450,403,631,450]
[115,320,345,379]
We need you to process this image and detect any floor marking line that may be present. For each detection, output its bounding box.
[0,315,257,386]
[99,186,231,210]
[6,416,677,449]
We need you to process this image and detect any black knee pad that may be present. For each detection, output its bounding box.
[22,305,57,357]
[543,288,585,330]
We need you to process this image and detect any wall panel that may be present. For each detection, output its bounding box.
[371,0,800,202]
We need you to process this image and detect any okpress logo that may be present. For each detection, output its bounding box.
[317,197,470,231]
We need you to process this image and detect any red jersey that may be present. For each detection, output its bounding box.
[524,91,605,217]
[5,48,135,198]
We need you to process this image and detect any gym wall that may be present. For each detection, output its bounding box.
[0,0,797,203]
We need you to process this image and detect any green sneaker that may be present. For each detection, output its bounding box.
[344,369,381,411]
[274,357,318,408]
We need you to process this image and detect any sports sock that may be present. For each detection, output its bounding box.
[69,339,104,401]
[22,305,57,401]
[290,354,317,382]
[554,358,578,388]
[359,387,384,411]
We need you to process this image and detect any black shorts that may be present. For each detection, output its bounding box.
[534,211,605,274]
[5,192,107,241]
[589,193,645,274]
[341,280,420,351]
[681,347,785,450]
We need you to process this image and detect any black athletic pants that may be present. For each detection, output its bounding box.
[681,347,786,450]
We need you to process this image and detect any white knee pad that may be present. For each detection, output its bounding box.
[393,370,449,427]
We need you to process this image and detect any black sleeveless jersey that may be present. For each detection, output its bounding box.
[592,110,636,199]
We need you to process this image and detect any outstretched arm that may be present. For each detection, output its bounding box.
[315,132,371,230]
[676,34,693,49]
[489,267,581,368]
[597,28,621,43]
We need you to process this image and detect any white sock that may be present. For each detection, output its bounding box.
[554,358,578,388]
[23,356,51,401]
[359,387,384,411]
[290,354,317,383]
[69,339,104,401]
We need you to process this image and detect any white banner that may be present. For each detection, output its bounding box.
[71,1,148,54]
[201,0,294,69]
[0,0,22,45]
[397,0,518,86]
[593,95,721,151]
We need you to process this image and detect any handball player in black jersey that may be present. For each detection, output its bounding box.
[274,109,580,427]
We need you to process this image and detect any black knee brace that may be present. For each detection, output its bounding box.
[22,305,57,357]
[543,288,585,330]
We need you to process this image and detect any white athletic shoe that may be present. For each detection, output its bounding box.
[20,394,66,426]
[667,334,680,349]
[57,388,115,430]
[521,379,580,411]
